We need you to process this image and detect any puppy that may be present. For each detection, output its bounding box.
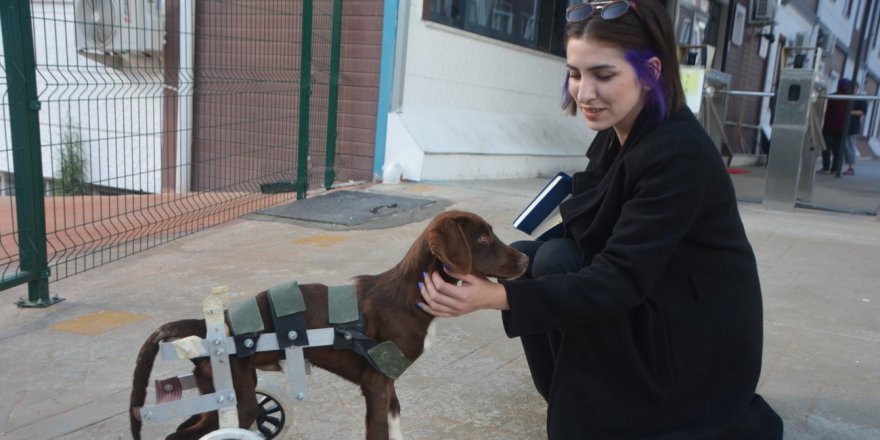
[130,210,528,439]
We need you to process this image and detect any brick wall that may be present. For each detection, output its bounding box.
[721,8,768,154]
[335,0,383,183]
[176,0,382,191]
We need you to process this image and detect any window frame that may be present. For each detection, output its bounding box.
[422,0,577,57]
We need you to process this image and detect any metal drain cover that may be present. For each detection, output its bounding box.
[254,190,450,230]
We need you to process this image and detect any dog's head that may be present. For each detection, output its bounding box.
[425,210,528,280]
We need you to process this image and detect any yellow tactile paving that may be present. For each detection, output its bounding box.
[291,233,350,247]
[50,310,149,336]
[405,184,436,193]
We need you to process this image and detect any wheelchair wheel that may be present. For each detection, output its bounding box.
[252,382,292,439]
[200,427,263,440]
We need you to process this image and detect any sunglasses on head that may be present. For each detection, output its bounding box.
[566,1,635,23]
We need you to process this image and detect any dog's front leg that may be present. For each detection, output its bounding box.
[169,413,216,440]
[168,360,218,439]
[360,370,398,440]
[168,359,258,439]
[388,384,402,440]
[231,360,259,430]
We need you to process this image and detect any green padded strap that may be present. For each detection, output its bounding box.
[328,285,359,324]
[268,280,306,317]
[367,341,413,380]
[228,297,264,335]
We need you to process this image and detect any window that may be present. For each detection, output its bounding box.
[678,17,693,45]
[426,0,578,56]
[844,0,853,17]
[873,3,880,50]
[705,1,723,46]
[731,4,746,46]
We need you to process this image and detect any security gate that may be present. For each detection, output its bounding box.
[0,0,347,305]
[763,47,828,211]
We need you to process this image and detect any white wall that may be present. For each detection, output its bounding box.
[863,3,880,154]
[817,0,857,50]
[817,0,876,80]
[760,1,816,130]
[384,0,591,182]
[0,1,163,193]
[861,0,880,85]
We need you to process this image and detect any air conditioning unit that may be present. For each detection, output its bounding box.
[748,0,776,24]
[74,0,164,56]
[816,28,835,56]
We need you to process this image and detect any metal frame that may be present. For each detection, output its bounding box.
[323,0,344,190]
[296,0,313,200]
[0,0,62,307]
[137,288,337,435]
[763,47,827,211]
[1,0,345,298]
[678,45,734,161]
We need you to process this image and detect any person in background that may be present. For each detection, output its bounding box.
[417,1,783,438]
[821,79,852,174]
[842,81,867,176]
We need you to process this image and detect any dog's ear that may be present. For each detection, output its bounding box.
[426,217,472,274]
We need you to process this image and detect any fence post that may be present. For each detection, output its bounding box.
[0,0,62,306]
[323,0,343,190]
[296,0,313,200]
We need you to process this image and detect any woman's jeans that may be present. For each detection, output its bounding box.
[843,134,857,166]
[511,238,584,402]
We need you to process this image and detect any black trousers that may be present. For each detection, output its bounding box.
[510,240,784,439]
[511,238,584,402]
[822,132,842,172]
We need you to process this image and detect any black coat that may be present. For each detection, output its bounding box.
[502,107,771,439]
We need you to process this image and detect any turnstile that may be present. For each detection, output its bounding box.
[679,45,733,163]
[764,47,828,211]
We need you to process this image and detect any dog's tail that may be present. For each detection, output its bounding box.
[129,319,206,440]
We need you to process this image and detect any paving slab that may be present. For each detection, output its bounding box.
[253,190,450,230]
[0,177,877,439]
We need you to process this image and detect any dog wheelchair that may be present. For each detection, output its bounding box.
[134,283,412,439]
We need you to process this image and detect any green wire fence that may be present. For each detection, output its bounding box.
[0,0,344,306]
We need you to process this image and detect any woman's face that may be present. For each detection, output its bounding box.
[566,37,652,143]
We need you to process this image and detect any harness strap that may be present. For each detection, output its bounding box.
[367,341,413,380]
[228,297,264,358]
[269,280,307,315]
[228,297,264,335]
[268,281,309,348]
[328,285,359,324]
[332,322,413,380]
[225,280,413,379]
[333,324,379,368]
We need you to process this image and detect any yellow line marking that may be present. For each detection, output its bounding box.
[51,310,149,336]
[406,184,435,193]
[291,234,350,247]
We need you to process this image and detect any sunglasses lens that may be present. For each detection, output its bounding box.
[601,1,630,20]
[566,4,594,22]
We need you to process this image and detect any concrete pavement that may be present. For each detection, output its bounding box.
[0,175,878,439]
[727,156,880,215]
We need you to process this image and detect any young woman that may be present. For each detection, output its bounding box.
[843,81,867,176]
[822,79,851,174]
[418,1,783,438]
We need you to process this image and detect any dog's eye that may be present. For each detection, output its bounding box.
[477,234,491,246]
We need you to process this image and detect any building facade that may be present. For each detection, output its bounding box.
[764,0,880,156]
[379,0,880,181]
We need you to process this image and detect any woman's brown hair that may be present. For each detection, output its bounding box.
[561,0,686,120]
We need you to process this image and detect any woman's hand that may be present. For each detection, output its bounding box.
[417,267,510,317]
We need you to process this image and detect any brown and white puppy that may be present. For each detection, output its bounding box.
[129,210,529,440]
